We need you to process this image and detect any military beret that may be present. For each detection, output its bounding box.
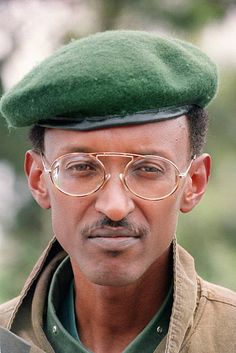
[0,30,218,130]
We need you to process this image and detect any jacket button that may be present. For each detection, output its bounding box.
[156,326,163,334]
[52,325,58,335]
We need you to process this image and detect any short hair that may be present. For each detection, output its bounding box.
[187,105,209,157]
[28,124,46,154]
[28,106,208,157]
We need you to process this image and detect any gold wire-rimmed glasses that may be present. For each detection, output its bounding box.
[41,152,195,201]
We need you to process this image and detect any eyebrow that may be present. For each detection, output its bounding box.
[57,146,95,154]
[131,150,165,156]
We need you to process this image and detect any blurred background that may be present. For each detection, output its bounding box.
[0,0,236,302]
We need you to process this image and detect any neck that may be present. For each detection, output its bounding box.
[71,246,173,353]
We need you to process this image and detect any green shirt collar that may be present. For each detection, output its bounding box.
[45,256,172,353]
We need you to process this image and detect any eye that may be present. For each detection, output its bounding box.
[67,162,96,172]
[62,160,99,178]
[130,161,165,179]
[138,165,164,173]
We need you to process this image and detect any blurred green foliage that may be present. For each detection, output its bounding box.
[0,0,236,302]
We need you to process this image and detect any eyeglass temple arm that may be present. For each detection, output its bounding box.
[40,153,51,173]
[179,155,196,178]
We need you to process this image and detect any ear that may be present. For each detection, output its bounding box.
[180,153,211,213]
[24,150,51,209]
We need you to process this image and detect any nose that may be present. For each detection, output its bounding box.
[94,174,135,221]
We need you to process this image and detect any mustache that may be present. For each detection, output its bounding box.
[81,216,149,238]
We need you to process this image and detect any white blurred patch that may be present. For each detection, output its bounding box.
[0,0,98,89]
[201,8,236,67]
[0,161,30,241]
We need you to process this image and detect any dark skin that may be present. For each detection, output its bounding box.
[25,117,210,353]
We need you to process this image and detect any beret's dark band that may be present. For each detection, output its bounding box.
[37,105,194,131]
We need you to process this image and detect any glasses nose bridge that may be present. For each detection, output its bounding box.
[95,153,134,173]
[95,153,134,192]
[101,172,127,191]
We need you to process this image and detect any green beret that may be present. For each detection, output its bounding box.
[0,30,218,129]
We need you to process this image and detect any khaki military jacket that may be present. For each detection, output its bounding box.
[0,237,236,353]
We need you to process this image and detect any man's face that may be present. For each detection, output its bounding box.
[29,117,197,287]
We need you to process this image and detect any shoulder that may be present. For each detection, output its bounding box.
[193,278,236,348]
[196,277,236,328]
[199,277,236,309]
[0,297,19,328]
[182,278,236,352]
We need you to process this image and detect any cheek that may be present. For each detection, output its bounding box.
[145,196,181,248]
[49,192,89,251]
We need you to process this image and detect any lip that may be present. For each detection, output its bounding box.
[87,227,141,251]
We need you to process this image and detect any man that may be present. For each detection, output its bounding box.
[0,30,235,353]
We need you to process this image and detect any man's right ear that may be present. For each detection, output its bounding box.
[24,150,51,209]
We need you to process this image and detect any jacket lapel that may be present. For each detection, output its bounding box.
[0,326,30,353]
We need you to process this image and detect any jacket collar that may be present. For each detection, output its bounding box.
[164,238,198,352]
[8,238,65,330]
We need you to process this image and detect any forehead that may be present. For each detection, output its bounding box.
[44,116,190,162]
